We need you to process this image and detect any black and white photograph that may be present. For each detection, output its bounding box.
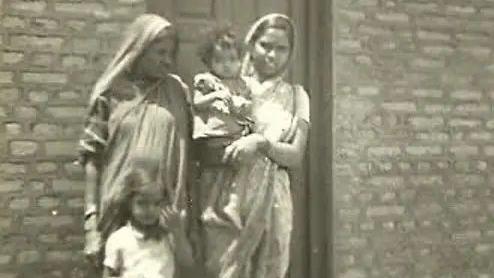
[7,0,494,277]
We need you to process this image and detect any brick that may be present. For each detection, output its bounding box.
[10,141,38,156]
[445,5,476,16]
[38,196,60,208]
[11,35,64,51]
[450,145,479,156]
[28,90,50,103]
[52,179,84,192]
[0,180,23,193]
[66,20,87,31]
[368,146,401,157]
[3,16,27,29]
[455,104,489,114]
[54,2,105,15]
[28,180,45,191]
[33,123,62,138]
[0,254,12,265]
[382,102,416,112]
[70,38,100,53]
[405,3,440,13]
[452,230,481,243]
[410,175,443,187]
[410,58,445,69]
[0,71,14,84]
[96,22,122,33]
[67,197,83,208]
[31,53,54,67]
[46,107,85,118]
[46,251,72,262]
[3,52,24,64]
[469,132,492,141]
[0,88,20,103]
[412,89,443,98]
[5,123,22,136]
[406,146,442,156]
[36,162,57,173]
[367,206,405,217]
[0,163,26,175]
[357,86,379,96]
[17,250,40,264]
[448,119,481,128]
[13,106,37,120]
[450,90,482,100]
[32,18,58,30]
[24,215,74,227]
[409,117,444,129]
[9,198,30,210]
[58,90,80,101]
[45,141,77,156]
[424,104,452,114]
[423,46,454,56]
[38,234,58,244]
[417,30,450,41]
[368,176,405,189]
[416,132,449,141]
[375,13,409,24]
[10,0,47,13]
[62,55,87,68]
[22,72,67,84]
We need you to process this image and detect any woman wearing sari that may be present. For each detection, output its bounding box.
[199,13,310,278]
[79,14,192,271]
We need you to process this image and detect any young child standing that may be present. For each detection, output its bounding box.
[102,169,193,278]
[193,25,253,229]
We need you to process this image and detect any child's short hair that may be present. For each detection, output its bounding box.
[120,168,163,219]
[197,23,243,67]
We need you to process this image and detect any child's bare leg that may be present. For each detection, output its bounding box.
[201,172,229,227]
[223,193,242,229]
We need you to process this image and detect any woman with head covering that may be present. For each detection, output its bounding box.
[79,14,193,272]
[198,13,310,278]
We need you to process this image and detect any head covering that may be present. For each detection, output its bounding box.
[240,13,296,79]
[89,14,173,108]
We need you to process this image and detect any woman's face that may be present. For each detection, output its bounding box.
[251,27,291,80]
[134,30,176,80]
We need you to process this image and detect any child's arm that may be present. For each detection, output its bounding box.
[161,207,194,267]
[193,88,232,111]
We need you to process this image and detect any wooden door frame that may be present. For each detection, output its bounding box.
[304,0,333,277]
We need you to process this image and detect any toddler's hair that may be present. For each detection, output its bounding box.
[119,168,164,220]
[197,23,243,68]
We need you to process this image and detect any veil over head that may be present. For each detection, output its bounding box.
[240,13,296,79]
[89,14,174,108]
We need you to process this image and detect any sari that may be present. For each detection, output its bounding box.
[198,13,310,278]
[79,14,191,262]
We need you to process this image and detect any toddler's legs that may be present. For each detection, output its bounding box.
[223,193,242,229]
[201,172,230,227]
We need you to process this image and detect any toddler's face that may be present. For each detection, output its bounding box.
[211,36,241,78]
[130,190,162,226]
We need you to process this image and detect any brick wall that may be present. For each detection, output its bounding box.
[334,0,494,277]
[0,0,144,277]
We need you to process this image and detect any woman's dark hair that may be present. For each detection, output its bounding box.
[248,16,294,51]
[197,24,243,67]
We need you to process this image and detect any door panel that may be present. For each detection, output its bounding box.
[147,1,310,277]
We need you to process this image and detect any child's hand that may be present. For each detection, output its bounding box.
[213,89,233,104]
[160,206,186,232]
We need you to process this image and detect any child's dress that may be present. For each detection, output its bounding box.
[192,72,253,228]
[104,223,175,278]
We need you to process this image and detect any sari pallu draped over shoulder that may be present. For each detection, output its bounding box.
[207,13,308,278]
[79,14,192,248]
